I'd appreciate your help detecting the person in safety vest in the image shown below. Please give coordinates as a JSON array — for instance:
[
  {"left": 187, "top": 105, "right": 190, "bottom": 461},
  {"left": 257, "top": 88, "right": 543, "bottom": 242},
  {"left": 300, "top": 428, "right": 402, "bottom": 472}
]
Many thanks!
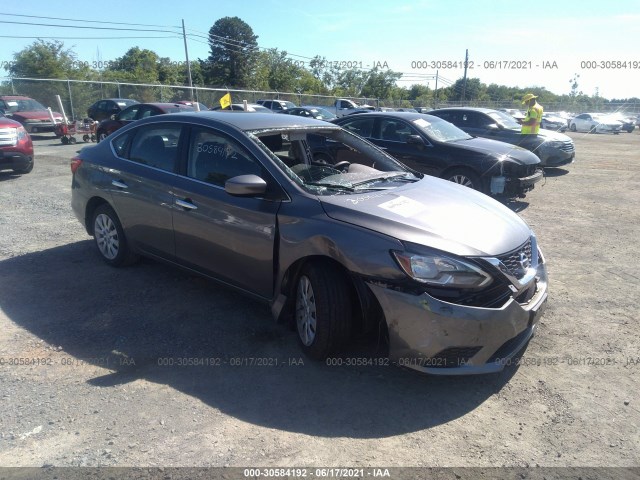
[{"left": 521, "top": 93, "right": 543, "bottom": 135}]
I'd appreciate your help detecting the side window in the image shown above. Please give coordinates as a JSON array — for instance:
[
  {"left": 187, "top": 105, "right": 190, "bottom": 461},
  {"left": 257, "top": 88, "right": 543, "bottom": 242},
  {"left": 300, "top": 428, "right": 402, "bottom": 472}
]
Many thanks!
[
  {"left": 127, "top": 124, "right": 182, "bottom": 172},
  {"left": 188, "top": 127, "right": 263, "bottom": 187},
  {"left": 111, "top": 130, "right": 132, "bottom": 158},
  {"left": 340, "top": 117, "right": 375, "bottom": 138},
  {"left": 377, "top": 119, "right": 415, "bottom": 142},
  {"left": 118, "top": 105, "right": 139, "bottom": 121},
  {"left": 138, "top": 106, "right": 156, "bottom": 119}
]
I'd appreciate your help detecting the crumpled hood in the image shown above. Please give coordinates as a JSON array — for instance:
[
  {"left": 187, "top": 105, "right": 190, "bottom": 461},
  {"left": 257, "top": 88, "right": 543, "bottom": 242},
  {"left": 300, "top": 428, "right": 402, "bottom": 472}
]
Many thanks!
[
  {"left": 450, "top": 137, "right": 540, "bottom": 165},
  {"left": 320, "top": 176, "right": 532, "bottom": 257}
]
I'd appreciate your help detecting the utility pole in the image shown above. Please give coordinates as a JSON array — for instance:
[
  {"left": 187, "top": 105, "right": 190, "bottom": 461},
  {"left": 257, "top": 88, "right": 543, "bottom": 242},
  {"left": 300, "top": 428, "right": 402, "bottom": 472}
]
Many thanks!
[
  {"left": 434, "top": 70, "right": 439, "bottom": 108},
  {"left": 462, "top": 49, "right": 468, "bottom": 102},
  {"left": 182, "top": 19, "right": 195, "bottom": 102}
]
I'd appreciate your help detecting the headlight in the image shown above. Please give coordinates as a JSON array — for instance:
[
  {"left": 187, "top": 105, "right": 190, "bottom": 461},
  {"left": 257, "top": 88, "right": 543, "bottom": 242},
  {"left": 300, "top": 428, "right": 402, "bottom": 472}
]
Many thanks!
[
  {"left": 16, "top": 126, "right": 27, "bottom": 141},
  {"left": 392, "top": 251, "right": 493, "bottom": 288}
]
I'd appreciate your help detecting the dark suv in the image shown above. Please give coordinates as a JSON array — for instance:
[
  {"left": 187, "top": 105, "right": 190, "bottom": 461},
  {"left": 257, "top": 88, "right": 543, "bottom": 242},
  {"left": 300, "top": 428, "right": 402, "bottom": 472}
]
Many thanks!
[
  {"left": 87, "top": 98, "right": 139, "bottom": 122},
  {"left": 256, "top": 99, "right": 297, "bottom": 112},
  {"left": 0, "top": 112, "right": 34, "bottom": 174}
]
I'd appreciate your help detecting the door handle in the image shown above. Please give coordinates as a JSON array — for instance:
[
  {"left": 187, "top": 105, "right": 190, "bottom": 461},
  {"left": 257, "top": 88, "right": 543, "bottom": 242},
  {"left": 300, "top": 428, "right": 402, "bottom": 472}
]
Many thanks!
[
  {"left": 111, "top": 180, "right": 128, "bottom": 189},
  {"left": 175, "top": 198, "right": 198, "bottom": 210}
]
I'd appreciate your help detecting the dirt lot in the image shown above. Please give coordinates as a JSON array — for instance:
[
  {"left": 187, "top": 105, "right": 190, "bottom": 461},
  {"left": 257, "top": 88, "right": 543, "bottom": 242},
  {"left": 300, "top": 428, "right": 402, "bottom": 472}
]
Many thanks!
[{"left": 0, "top": 130, "right": 639, "bottom": 473}]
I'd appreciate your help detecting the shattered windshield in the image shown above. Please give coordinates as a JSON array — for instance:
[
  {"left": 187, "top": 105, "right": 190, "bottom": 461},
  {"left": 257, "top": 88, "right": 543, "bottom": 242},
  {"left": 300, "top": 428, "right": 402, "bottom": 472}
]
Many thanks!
[{"left": 250, "top": 127, "right": 421, "bottom": 195}]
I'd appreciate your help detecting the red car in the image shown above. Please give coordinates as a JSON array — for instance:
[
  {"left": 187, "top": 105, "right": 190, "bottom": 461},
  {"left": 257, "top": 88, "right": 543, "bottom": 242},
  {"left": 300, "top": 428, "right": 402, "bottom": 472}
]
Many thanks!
[
  {"left": 0, "top": 95, "right": 64, "bottom": 134},
  {"left": 0, "top": 113, "right": 34, "bottom": 174},
  {"left": 96, "top": 103, "right": 195, "bottom": 142}
]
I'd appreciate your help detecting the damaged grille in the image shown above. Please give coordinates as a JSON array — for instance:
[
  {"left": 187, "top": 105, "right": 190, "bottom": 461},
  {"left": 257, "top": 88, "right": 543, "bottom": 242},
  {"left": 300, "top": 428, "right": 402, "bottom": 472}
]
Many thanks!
[{"left": 497, "top": 239, "right": 532, "bottom": 279}]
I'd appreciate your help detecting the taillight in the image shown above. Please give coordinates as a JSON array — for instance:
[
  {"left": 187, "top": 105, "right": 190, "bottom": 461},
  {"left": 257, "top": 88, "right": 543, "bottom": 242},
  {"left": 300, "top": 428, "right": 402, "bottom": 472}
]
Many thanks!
[{"left": 70, "top": 157, "right": 83, "bottom": 174}]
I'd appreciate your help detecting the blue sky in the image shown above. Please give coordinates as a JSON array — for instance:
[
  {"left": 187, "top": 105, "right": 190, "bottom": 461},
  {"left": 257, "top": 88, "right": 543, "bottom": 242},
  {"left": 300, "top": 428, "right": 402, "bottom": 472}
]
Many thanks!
[{"left": 2, "top": 0, "right": 639, "bottom": 99}]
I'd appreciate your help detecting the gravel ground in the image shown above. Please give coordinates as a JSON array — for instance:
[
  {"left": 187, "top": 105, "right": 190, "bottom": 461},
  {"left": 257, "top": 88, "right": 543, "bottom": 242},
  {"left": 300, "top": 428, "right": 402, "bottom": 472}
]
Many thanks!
[{"left": 0, "top": 130, "right": 639, "bottom": 472}]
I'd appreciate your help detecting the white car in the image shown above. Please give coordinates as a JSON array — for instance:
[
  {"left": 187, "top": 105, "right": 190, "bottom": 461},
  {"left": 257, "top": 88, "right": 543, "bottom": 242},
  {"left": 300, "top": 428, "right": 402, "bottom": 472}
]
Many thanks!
[
  {"left": 569, "top": 113, "right": 622, "bottom": 134},
  {"left": 541, "top": 113, "right": 568, "bottom": 132}
]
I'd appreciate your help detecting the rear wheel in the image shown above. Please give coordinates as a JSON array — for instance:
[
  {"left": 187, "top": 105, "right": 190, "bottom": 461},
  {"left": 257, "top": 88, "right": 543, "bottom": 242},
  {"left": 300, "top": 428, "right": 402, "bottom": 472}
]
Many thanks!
[
  {"left": 295, "top": 263, "right": 352, "bottom": 360},
  {"left": 91, "top": 204, "right": 137, "bottom": 267},
  {"left": 570, "top": 123, "right": 577, "bottom": 132},
  {"left": 444, "top": 168, "right": 483, "bottom": 192},
  {"left": 97, "top": 131, "right": 108, "bottom": 143}
]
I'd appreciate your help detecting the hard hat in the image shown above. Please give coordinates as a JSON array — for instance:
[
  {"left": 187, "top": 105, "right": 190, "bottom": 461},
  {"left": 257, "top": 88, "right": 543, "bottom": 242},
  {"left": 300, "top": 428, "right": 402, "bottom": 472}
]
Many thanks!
[{"left": 522, "top": 93, "right": 538, "bottom": 103}]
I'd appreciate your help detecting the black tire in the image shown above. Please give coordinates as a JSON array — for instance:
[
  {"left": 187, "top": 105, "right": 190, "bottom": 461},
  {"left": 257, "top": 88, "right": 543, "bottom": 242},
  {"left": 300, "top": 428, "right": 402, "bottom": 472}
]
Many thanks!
[
  {"left": 13, "top": 158, "right": 34, "bottom": 174},
  {"left": 69, "top": 136, "right": 77, "bottom": 144},
  {"left": 61, "top": 136, "right": 69, "bottom": 145},
  {"left": 91, "top": 204, "right": 137, "bottom": 267},
  {"left": 294, "top": 263, "right": 352, "bottom": 360},
  {"left": 570, "top": 123, "right": 577, "bottom": 132},
  {"left": 589, "top": 124, "right": 598, "bottom": 134},
  {"left": 97, "top": 130, "right": 107, "bottom": 143},
  {"left": 444, "top": 168, "right": 483, "bottom": 192}
]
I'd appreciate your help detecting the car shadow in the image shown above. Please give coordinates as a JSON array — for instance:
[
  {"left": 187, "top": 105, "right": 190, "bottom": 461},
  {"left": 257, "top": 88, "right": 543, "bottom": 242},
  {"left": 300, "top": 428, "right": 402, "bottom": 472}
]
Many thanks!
[
  {"left": 544, "top": 167, "right": 570, "bottom": 177},
  {"left": 500, "top": 197, "right": 530, "bottom": 213},
  {"left": 0, "top": 242, "right": 520, "bottom": 439},
  {"left": 0, "top": 171, "right": 23, "bottom": 181}
]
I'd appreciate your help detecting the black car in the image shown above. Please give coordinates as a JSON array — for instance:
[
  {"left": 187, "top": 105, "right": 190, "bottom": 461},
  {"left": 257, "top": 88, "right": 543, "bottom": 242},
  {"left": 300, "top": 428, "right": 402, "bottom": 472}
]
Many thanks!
[
  {"left": 286, "top": 107, "right": 337, "bottom": 121},
  {"left": 429, "top": 107, "right": 575, "bottom": 168},
  {"left": 323, "top": 112, "right": 542, "bottom": 198},
  {"left": 256, "top": 99, "right": 297, "bottom": 112},
  {"left": 87, "top": 98, "right": 139, "bottom": 122}
]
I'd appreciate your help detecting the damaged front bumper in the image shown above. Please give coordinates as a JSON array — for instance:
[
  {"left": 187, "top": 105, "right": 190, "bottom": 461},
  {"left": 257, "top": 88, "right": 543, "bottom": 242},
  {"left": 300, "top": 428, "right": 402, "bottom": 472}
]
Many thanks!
[{"left": 368, "top": 262, "right": 548, "bottom": 375}]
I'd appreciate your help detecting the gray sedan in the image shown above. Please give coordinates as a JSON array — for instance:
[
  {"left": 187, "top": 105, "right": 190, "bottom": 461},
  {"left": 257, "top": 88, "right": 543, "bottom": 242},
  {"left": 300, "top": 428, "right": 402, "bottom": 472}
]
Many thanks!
[{"left": 71, "top": 112, "right": 548, "bottom": 375}]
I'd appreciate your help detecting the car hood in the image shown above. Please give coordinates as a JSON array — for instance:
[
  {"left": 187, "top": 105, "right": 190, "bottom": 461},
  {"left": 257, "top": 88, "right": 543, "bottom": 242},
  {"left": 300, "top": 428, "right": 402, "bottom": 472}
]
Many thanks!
[
  {"left": 320, "top": 176, "right": 531, "bottom": 257},
  {"left": 449, "top": 137, "right": 540, "bottom": 165},
  {"left": 504, "top": 126, "right": 572, "bottom": 142},
  {"left": 12, "top": 111, "right": 63, "bottom": 120}
]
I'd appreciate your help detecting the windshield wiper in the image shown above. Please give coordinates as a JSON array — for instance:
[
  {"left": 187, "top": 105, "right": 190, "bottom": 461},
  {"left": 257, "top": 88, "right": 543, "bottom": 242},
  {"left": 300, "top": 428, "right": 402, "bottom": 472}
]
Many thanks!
[
  {"left": 305, "top": 182, "right": 357, "bottom": 192},
  {"left": 351, "top": 172, "right": 416, "bottom": 186}
]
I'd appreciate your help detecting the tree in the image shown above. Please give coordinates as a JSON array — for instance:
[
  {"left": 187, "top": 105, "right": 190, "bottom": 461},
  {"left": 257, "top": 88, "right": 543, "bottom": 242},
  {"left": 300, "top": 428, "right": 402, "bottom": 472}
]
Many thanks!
[
  {"left": 204, "top": 17, "right": 258, "bottom": 88},
  {"left": 360, "top": 69, "right": 403, "bottom": 100},
  {"left": 6, "top": 40, "right": 87, "bottom": 79}
]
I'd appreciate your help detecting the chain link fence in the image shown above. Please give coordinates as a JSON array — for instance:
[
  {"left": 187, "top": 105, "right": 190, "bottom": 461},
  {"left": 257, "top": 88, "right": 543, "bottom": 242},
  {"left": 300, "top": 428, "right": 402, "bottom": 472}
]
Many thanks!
[{"left": 1, "top": 77, "right": 638, "bottom": 120}]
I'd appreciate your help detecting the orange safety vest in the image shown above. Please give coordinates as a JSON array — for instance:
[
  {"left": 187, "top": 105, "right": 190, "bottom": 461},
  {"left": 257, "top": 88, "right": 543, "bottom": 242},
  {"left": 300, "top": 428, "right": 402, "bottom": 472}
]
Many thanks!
[{"left": 521, "top": 102, "right": 543, "bottom": 134}]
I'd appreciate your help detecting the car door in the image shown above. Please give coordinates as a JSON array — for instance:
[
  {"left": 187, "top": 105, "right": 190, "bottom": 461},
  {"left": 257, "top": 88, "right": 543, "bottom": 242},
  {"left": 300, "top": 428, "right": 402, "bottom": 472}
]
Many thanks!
[
  {"left": 106, "top": 123, "right": 183, "bottom": 259},
  {"left": 171, "top": 125, "right": 282, "bottom": 298},
  {"left": 368, "top": 117, "right": 442, "bottom": 176}
]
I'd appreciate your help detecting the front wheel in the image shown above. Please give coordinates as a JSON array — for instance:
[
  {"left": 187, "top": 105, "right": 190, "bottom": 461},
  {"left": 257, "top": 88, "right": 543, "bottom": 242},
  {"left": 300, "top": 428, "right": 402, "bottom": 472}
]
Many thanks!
[
  {"left": 13, "top": 158, "right": 34, "bottom": 174},
  {"left": 295, "top": 263, "right": 352, "bottom": 360},
  {"left": 444, "top": 168, "right": 483, "bottom": 192},
  {"left": 97, "top": 131, "right": 108, "bottom": 143},
  {"left": 91, "top": 204, "right": 137, "bottom": 267},
  {"left": 570, "top": 123, "right": 577, "bottom": 132}
]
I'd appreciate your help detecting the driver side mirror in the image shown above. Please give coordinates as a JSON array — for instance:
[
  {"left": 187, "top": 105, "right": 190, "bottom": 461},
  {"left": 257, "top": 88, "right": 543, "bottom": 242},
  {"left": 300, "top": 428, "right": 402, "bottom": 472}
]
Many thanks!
[
  {"left": 407, "top": 134, "right": 425, "bottom": 146},
  {"left": 225, "top": 174, "right": 267, "bottom": 196}
]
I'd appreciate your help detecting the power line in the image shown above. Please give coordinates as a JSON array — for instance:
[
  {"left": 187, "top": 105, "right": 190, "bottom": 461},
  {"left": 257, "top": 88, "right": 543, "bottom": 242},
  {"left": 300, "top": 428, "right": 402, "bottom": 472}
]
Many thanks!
[
  {"left": 0, "top": 12, "right": 180, "bottom": 29},
  {"left": 0, "top": 19, "right": 181, "bottom": 34},
  {"left": 0, "top": 35, "right": 181, "bottom": 39}
]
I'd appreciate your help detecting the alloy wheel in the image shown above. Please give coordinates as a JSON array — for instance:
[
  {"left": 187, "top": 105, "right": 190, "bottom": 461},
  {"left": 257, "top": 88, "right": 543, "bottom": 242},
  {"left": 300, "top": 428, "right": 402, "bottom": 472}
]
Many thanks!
[
  {"left": 296, "top": 275, "right": 317, "bottom": 346},
  {"left": 94, "top": 213, "right": 119, "bottom": 260}
]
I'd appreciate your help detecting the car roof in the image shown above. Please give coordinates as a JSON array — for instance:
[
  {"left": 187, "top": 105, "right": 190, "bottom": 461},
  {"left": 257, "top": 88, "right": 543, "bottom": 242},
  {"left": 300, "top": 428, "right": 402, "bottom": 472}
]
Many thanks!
[
  {"left": 146, "top": 111, "right": 340, "bottom": 131},
  {"left": 432, "top": 107, "right": 498, "bottom": 113},
  {"left": 337, "top": 111, "right": 441, "bottom": 121},
  {"left": 0, "top": 95, "right": 34, "bottom": 100}
]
